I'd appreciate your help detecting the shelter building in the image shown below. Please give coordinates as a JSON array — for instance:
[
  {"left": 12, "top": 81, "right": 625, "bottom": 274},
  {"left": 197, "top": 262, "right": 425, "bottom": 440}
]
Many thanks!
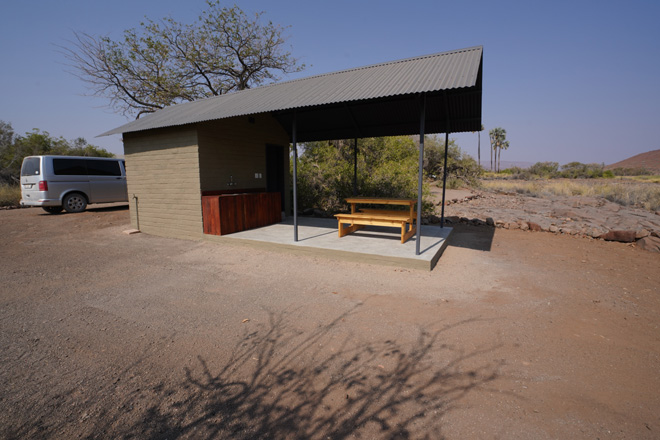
[{"left": 102, "top": 46, "right": 483, "bottom": 254}]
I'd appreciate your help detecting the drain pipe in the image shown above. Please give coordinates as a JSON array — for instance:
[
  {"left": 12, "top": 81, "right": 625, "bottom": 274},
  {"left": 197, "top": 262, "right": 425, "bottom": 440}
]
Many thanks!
[{"left": 132, "top": 194, "right": 140, "bottom": 231}]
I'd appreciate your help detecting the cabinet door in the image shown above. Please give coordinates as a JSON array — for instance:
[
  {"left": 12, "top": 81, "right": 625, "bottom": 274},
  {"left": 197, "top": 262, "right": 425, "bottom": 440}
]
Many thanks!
[{"left": 219, "top": 195, "right": 245, "bottom": 235}]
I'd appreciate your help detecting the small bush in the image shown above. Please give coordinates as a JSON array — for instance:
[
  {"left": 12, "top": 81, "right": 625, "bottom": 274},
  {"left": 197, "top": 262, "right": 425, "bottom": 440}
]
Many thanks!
[
  {"left": 559, "top": 162, "right": 608, "bottom": 179},
  {"left": 0, "top": 184, "right": 21, "bottom": 207},
  {"left": 609, "top": 167, "right": 653, "bottom": 176},
  {"left": 528, "top": 161, "right": 559, "bottom": 178}
]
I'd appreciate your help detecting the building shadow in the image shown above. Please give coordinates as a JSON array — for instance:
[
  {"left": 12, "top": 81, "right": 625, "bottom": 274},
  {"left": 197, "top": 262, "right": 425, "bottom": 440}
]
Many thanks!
[
  {"left": 74, "top": 308, "right": 502, "bottom": 439},
  {"left": 86, "top": 204, "right": 129, "bottom": 213},
  {"left": 445, "top": 223, "right": 495, "bottom": 252}
]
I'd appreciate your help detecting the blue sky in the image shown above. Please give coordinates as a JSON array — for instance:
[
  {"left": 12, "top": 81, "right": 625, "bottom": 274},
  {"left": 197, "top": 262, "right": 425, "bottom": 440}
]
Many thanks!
[{"left": 1, "top": 0, "right": 658, "bottom": 165}]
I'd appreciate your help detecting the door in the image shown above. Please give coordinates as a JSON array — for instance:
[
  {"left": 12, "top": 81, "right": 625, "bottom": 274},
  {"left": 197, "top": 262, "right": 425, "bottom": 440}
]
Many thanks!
[
  {"left": 86, "top": 159, "right": 128, "bottom": 203},
  {"left": 20, "top": 156, "right": 43, "bottom": 204},
  {"left": 266, "top": 144, "right": 285, "bottom": 214}
]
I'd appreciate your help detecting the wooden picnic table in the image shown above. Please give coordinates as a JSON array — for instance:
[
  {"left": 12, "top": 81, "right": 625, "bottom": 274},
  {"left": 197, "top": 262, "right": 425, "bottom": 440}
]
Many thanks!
[{"left": 334, "top": 197, "right": 417, "bottom": 243}]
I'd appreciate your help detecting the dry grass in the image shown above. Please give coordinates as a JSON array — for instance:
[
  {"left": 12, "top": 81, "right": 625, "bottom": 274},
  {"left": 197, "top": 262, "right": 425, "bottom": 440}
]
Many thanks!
[
  {"left": 624, "top": 175, "right": 660, "bottom": 184},
  {"left": 481, "top": 178, "right": 660, "bottom": 211},
  {"left": 0, "top": 184, "right": 21, "bottom": 207}
]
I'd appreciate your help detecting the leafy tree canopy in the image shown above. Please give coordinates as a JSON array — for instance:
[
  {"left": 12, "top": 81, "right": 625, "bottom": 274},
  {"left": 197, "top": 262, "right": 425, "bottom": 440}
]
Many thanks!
[
  {"left": 62, "top": 1, "right": 305, "bottom": 118},
  {"left": 422, "top": 136, "right": 482, "bottom": 188},
  {"left": 294, "top": 135, "right": 480, "bottom": 216},
  {"left": 0, "top": 121, "right": 114, "bottom": 184}
]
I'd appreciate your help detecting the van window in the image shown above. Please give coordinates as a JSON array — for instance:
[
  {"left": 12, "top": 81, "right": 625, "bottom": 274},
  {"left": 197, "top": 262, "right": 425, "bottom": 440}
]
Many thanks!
[
  {"left": 53, "top": 158, "right": 88, "bottom": 175},
  {"left": 86, "top": 160, "right": 121, "bottom": 176},
  {"left": 21, "top": 157, "right": 41, "bottom": 176}
]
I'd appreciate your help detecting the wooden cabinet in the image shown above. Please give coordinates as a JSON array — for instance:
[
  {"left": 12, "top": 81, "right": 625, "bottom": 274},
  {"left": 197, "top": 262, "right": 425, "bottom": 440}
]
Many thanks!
[{"left": 202, "top": 191, "right": 281, "bottom": 235}]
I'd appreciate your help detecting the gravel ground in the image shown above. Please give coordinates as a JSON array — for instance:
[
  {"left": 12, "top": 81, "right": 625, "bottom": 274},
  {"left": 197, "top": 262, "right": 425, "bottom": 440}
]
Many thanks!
[{"left": 1, "top": 204, "right": 659, "bottom": 439}]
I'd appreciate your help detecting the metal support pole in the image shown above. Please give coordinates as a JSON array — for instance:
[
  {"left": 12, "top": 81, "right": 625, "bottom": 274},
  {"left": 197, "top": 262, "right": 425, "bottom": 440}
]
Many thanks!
[
  {"left": 353, "top": 138, "right": 358, "bottom": 196},
  {"left": 440, "top": 131, "right": 450, "bottom": 228},
  {"left": 292, "top": 111, "right": 298, "bottom": 242},
  {"left": 416, "top": 94, "right": 426, "bottom": 256}
]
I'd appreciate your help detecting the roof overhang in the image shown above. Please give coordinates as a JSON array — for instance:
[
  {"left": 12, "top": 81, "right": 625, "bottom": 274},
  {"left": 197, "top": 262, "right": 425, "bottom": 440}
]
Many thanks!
[
  {"left": 272, "top": 87, "right": 481, "bottom": 143},
  {"left": 101, "top": 46, "right": 482, "bottom": 142}
]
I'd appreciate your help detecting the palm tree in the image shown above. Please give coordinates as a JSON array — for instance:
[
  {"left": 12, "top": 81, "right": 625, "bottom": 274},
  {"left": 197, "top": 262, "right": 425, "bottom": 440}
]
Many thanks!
[
  {"left": 498, "top": 140, "right": 509, "bottom": 172},
  {"left": 474, "top": 124, "right": 484, "bottom": 168},
  {"left": 488, "top": 127, "right": 507, "bottom": 172}
]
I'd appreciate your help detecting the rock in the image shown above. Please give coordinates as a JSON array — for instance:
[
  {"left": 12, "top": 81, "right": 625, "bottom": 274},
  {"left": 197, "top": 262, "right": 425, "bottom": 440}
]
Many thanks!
[
  {"left": 588, "top": 228, "right": 603, "bottom": 238},
  {"left": 637, "top": 236, "right": 660, "bottom": 253},
  {"left": 635, "top": 229, "right": 650, "bottom": 239},
  {"left": 552, "top": 209, "right": 578, "bottom": 219},
  {"left": 445, "top": 216, "right": 460, "bottom": 224},
  {"left": 600, "top": 230, "right": 636, "bottom": 243},
  {"left": 486, "top": 217, "right": 495, "bottom": 226},
  {"left": 460, "top": 217, "right": 470, "bottom": 223},
  {"left": 519, "top": 221, "right": 529, "bottom": 231},
  {"left": 528, "top": 222, "right": 542, "bottom": 232},
  {"left": 549, "top": 225, "right": 559, "bottom": 233},
  {"left": 509, "top": 222, "right": 520, "bottom": 230}
]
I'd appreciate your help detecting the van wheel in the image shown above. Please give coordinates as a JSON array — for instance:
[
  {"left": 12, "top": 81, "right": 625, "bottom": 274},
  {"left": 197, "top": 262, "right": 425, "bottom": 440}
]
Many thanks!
[
  {"left": 63, "top": 193, "right": 87, "bottom": 213},
  {"left": 42, "top": 206, "right": 64, "bottom": 214}
]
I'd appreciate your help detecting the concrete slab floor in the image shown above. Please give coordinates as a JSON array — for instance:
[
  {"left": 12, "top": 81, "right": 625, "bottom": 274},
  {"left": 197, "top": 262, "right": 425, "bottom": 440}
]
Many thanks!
[{"left": 203, "top": 217, "right": 452, "bottom": 271}]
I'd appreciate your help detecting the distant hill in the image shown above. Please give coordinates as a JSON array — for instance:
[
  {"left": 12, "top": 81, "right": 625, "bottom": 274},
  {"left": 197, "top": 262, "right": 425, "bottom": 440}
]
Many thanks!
[{"left": 606, "top": 149, "right": 660, "bottom": 173}]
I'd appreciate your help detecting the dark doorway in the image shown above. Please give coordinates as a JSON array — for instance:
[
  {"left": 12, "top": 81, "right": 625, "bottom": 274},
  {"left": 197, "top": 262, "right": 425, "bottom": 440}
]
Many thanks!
[{"left": 266, "top": 144, "right": 285, "bottom": 213}]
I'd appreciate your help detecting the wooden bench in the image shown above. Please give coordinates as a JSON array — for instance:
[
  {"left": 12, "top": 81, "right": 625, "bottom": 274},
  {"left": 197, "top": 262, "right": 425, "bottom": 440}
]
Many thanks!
[{"left": 334, "top": 197, "right": 417, "bottom": 243}]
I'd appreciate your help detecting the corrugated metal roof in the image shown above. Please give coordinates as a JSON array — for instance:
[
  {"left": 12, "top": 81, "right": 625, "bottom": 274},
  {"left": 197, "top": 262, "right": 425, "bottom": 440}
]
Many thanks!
[{"left": 101, "top": 46, "right": 482, "bottom": 138}]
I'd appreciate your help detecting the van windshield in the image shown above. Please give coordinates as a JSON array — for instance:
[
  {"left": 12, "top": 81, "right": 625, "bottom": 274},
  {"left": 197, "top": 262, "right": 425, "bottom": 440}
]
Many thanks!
[{"left": 21, "top": 157, "right": 41, "bottom": 176}]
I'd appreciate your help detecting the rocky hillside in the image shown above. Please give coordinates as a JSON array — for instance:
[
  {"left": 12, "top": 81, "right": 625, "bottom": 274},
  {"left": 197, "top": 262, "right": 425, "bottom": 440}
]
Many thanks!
[{"left": 606, "top": 149, "right": 660, "bottom": 173}]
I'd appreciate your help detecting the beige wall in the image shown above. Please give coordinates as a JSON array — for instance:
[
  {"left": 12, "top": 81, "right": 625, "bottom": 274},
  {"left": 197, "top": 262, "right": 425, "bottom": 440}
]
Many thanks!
[
  {"left": 197, "top": 114, "right": 291, "bottom": 214},
  {"left": 123, "top": 127, "right": 203, "bottom": 240}
]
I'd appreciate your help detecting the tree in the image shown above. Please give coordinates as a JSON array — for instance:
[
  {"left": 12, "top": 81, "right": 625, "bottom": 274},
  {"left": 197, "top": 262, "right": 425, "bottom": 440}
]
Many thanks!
[
  {"left": 498, "top": 140, "right": 509, "bottom": 173},
  {"left": 62, "top": 1, "right": 305, "bottom": 118},
  {"left": 422, "top": 135, "right": 482, "bottom": 187},
  {"left": 296, "top": 137, "right": 425, "bottom": 215},
  {"left": 488, "top": 127, "right": 508, "bottom": 172},
  {"left": 472, "top": 124, "right": 484, "bottom": 168}
]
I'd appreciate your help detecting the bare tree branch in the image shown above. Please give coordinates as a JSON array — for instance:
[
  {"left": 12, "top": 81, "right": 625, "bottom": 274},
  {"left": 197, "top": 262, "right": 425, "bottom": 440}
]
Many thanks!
[{"left": 60, "top": 1, "right": 305, "bottom": 119}]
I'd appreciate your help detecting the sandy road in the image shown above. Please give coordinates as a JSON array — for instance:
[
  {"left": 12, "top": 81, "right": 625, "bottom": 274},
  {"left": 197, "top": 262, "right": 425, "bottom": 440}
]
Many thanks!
[{"left": 1, "top": 205, "right": 659, "bottom": 439}]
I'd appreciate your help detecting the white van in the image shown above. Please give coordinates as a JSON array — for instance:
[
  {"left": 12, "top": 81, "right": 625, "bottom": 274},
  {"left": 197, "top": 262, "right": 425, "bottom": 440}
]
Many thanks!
[{"left": 20, "top": 155, "right": 128, "bottom": 213}]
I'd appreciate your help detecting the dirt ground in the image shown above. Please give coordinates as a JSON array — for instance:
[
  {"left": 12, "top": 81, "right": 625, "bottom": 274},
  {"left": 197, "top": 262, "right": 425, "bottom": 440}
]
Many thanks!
[{"left": 1, "top": 204, "right": 659, "bottom": 439}]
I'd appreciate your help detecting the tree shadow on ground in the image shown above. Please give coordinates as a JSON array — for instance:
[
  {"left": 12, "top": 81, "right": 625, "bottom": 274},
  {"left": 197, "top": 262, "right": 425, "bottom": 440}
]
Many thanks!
[
  {"left": 83, "top": 309, "right": 501, "bottom": 439},
  {"left": 446, "top": 223, "right": 495, "bottom": 252}
]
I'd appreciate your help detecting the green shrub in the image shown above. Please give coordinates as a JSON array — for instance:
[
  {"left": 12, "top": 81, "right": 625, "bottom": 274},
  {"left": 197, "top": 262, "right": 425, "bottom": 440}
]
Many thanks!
[
  {"left": 609, "top": 167, "right": 653, "bottom": 176},
  {"left": 560, "top": 162, "right": 607, "bottom": 179},
  {"left": 424, "top": 136, "right": 483, "bottom": 187},
  {"left": 295, "top": 136, "right": 432, "bottom": 215},
  {"left": 528, "top": 161, "right": 559, "bottom": 178}
]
